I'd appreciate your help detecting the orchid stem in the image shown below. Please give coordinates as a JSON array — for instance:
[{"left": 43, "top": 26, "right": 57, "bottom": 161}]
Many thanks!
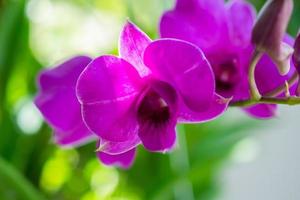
[
  {"left": 249, "top": 50, "right": 263, "bottom": 100},
  {"left": 265, "top": 72, "right": 299, "bottom": 97},
  {"left": 231, "top": 56, "right": 300, "bottom": 107},
  {"left": 230, "top": 96, "right": 300, "bottom": 107}
]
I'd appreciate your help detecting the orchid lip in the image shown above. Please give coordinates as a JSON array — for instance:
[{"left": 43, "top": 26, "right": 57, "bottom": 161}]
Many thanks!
[
  {"left": 137, "top": 89, "right": 171, "bottom": 127},
  {"left": 211, "top": 56, "right": 241, "bottom": 97},
  {"left": 135, "top": 80, "right": 178, "bottom": 152}
]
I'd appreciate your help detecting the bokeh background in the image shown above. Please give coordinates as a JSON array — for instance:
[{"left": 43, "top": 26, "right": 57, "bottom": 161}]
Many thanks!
[{"left": 0, "top": 0, "right": 299, "bottom": 199}]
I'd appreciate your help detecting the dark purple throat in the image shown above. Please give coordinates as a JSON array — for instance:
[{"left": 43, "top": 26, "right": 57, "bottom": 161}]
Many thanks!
[
  {"left": 211, "top": 56, "right": 241, "bottom": 97},
  {"left": 137, "top": 90, "right": 170, "bottom": 126}
]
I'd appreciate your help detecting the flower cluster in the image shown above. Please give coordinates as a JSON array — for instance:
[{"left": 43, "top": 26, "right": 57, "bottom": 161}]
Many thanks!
[
  {"left": 35, "top": 0, "right": 300, "bottom": 168},
  {"left": 35, "top": 22, "right": 228, "bottom": 168}
]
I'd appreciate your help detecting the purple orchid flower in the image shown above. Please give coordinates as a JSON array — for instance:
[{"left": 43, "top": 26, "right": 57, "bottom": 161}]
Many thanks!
[
  {"left": 76, "top": 22, "right": 229, "bottom": 155},
  {"left": 35, "top": 21, "right": 229, "bottom": 168},
  {"left": 160, "top": 0, "right": 295, "bottom": 119},
  {"left": 35, "top": 56, "right": 137, "bottom": 168}
]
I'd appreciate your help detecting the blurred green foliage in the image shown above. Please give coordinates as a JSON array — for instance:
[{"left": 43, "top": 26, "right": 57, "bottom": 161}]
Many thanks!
[{"left": 0, "top": 0, "right": 299, "bottom": 200}]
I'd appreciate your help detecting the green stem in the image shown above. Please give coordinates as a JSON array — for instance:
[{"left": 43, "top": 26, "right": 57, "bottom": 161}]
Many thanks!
[
  {"left": 230, "top": 96, "right": 300, "bottom": 107},
  {"left": 248, "top": 50, "right": 263, "bottom": 100},
  {"left": 265, "top": 72, "right": 299, "bottom": 97},
  {"left": 0, "top": 156, "right": 47, "bottom": 200},
  {"left": 231, "top": 48, "right": 300, "bottom": 107}
]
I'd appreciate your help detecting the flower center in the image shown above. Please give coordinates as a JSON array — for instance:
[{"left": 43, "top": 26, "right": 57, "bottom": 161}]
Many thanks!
[
  {"left": 137, "top": 90, "right": 170, "bottom": 126},
  {"left": 212, "top": 57, "right": 240, "bottom": 97}
]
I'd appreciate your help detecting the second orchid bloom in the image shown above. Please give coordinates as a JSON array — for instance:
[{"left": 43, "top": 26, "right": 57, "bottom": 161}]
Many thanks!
[{"left": 160, "top": 0, "right": 295, "bottom": 118}]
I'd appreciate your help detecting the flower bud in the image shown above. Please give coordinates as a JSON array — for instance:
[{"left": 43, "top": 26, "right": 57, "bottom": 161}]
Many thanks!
[{"left": 251, "top": 0, "right": 294, "bottom": 75}]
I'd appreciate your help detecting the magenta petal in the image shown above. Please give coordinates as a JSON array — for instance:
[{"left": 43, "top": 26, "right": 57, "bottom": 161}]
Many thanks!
[
  {"left": 243, "top": 104, "right": 277, "bottom": 119},
  {"left": 255, "top": 35, "right": 295, "bottom": 95},
  {"left": 293, "top": 33, "right": 300, "bottom": 70},
  {"left": 199, "top": 0, "right": 224, "bottom": 10},
  {"left": 119, "top": 21, "right": 151, "bottom": 77},
  {"left": 175, "top": 0, "right": 199, "bottom": 9},
  {"left": 137, "top": 80, "right": 178, "bottom": 152},
  {"left": 226, "top": 0, "right": 256, "bottom": 48},
  {"left": 98, "top": 134, "right": 140, "bottom": 155},
  {"left": 144, "top": 39, "right": 215, "bottom": 112},
  {"left": 160, "top": 0, "right": 226, "bottom": 52},
  {"left": 160, "top": 12, "right": 219, "bottom": 52},
  {"left": 178, "top": 93, "right": 229, "bottom": 123},
  {"left": 35, "top": 56, "right": 94, "bottom": 147},
  {"left": 76, "top": 56, "right": 142, "bottom": 142},
  {"left": 176, "top": 0, "right": 224, "bottom": 10},
  {"left": 38, "top": 56, "right": 92, "bottom": 91},
  {"left": 97, "top": 148, "right": 136, "bottom": 169},
  {"left": 53, "top": 126, "right": 95, "bottom": 147},
  {"left": 81, "top": 102, "right": 139, "bottom": 142},
  {"left": 138, "top": 121, "right": 176, "bottom": 152}
]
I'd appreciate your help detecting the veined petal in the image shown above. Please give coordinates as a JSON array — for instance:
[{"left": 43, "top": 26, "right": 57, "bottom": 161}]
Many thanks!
[
  {"left": 243, "top": 104, "right": 277, "bottom": 119},
  {"left": 178, "top": 93, "right": 229, "bottom": 123},
  {"left": 97, "top": 134, "right": 140, "bottom": 155},
  {"left": 226, "top": 0, "right": 256, "bottom": 48},
  {"left": 76, "top": 56, "right": 142, "bottom": 142},
  {"left": 199, "top": 0, "right": 225, "bottom": 9},
  {"left": 38, "top": 56, "right": 92, "bottom": 91},
  {"left": 76, "top": 56, "right": 142, "bottom": 104},
  {"left": 176, "top": 0, "right": 224, "bottom": 10},
  {"left": 136, "top": 80, "right": 178, "bottom": 152},
  {"left": 160, "top": 0, "right": 226, "bottom": 52},
  {"left": 53, "top": 126, "right": 95, "bottom": 147},
  {"left": 119, "top": 21, "right": 151, "bottom": 77},
  {"left": 35, "top": 56, "right": 94, "bottom": 147},
  {"left": 97, "top": 148, "right": 136, "bottom": 169},
  {"left": 175, "top": 0, "right": 198, "bottom": 9},
  {"left": 144, "top": 39, "right": 215, "bottom": 112},
  {"left": 138, "top": 120, "right": 176, "bottom": 152}
]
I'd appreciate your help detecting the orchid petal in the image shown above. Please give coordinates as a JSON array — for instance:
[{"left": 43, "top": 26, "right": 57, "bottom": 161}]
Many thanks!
[
  {"left": 35, "top": 56, "right": 94, "bottom": 147},
  {"left": 160, "top": 0, "right": 226, "bottom": 52},
  {"left": 97, "top": 135, "right": 140, "bottom": 155},
  {"left": 226, "top": 0, "right": 256, "bottom": 48},
  {"left": 138, "top": 121, "right": 176, "bottom": 152},
  {"left": 119, "top": 21, "right": 151, "bottom": 77},
  {"left": 76, "top": 56, "right": 142, "bottom": 142},
  {"left": 97, "top": 148, "right": 136, "bottom": 169},
  {"left": 176, "top": 0, "right": 224, "bottom": 10},
  {"left": 243, "top": 104, "right": 277, "bottom": 119},
  {"left": 178, "top": 93, "right": 230, "bottom": 123},
  {"left": 144, "top": 39, "right": 215, "bottom": 112},
  {"left": 137, "top": 80, "right": 178, "bottom": 152},
  {"left": 255, "top": 35, "right": 295, "bottom": 95}
]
